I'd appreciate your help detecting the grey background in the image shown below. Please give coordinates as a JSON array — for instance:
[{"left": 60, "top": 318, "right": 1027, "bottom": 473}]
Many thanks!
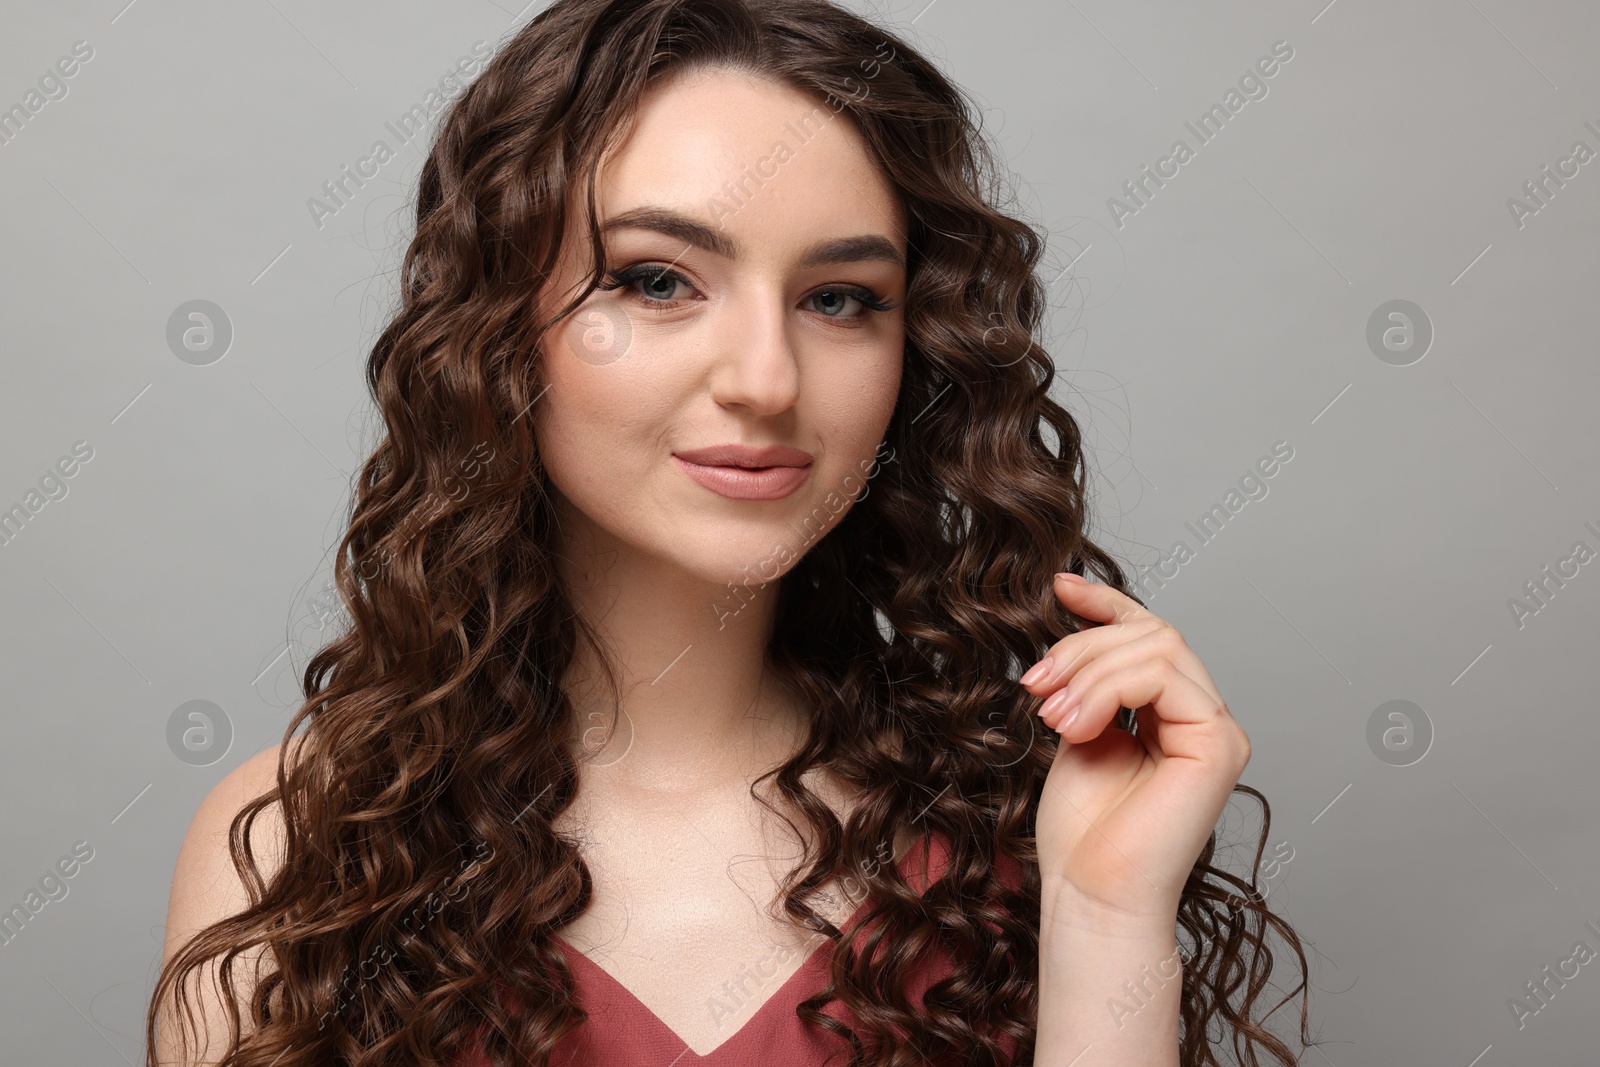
[{"left": 2, "top": 0, "right": 1597, "bottom": 1063}]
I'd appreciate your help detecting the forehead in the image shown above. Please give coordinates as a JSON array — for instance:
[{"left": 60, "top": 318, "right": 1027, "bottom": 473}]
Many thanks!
[{"left": 591, "top": 66, "right": 906, "bottom": 254}]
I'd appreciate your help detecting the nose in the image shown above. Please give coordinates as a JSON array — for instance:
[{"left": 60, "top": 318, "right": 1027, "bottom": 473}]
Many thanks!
[{"left": 708, "top": 288, "right": 801, "bottom": 417}]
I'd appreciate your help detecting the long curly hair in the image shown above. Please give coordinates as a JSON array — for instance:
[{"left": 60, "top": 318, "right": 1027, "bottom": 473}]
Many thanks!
[{"left": 146, "top": 1, "right": 1320, "bottom": 1064}]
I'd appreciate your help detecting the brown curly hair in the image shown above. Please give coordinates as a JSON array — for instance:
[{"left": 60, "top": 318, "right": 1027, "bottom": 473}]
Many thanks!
[{"left": 146, "top": 1, "right": 1321, "bottom": 1064}]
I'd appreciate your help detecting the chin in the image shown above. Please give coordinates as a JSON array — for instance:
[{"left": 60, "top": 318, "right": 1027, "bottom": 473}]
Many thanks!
[
  {"left": 657, "top": 527, "right": 810, "bottom": 596},
  {"left": 697, "top": 535, "right": 805, "bottom": 586}
]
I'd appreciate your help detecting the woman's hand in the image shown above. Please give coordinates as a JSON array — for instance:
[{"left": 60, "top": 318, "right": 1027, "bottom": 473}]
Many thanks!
[{"left": 1023, "top": 573, "right": 1251, "bottom": 928}]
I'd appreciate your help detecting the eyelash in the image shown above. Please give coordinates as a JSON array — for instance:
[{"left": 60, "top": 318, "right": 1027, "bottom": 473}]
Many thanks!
[{"left": 596, "top": 263, "right": 900, "bottom": 320}]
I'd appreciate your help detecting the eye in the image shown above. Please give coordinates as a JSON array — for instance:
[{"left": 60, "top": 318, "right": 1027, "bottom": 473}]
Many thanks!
[
  {"left": 598, "top": 264, "right": 696, "bottom": 305},
  {"left": 598, "top": 265, "right": 900, "bottom": 321},
  {"left": 805, "top": 285, "right": 898, "bottom": 320},
  {"left": 808, "top": 289, "right": 863, "bottom": 317}
]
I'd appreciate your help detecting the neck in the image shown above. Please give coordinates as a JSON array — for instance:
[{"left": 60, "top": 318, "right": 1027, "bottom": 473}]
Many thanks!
[{"left": 553, "top": 506, "right": 808, "bottom": 793}]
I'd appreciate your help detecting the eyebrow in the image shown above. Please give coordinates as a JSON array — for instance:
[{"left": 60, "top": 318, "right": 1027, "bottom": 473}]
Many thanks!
[{"left": 600, "top": 206, "right": 905, "bottom": 270}]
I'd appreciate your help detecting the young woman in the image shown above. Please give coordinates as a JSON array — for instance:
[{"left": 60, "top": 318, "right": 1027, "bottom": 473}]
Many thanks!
[{"left": 148, "top": 1, "right": 1316, "bottom": 1064}]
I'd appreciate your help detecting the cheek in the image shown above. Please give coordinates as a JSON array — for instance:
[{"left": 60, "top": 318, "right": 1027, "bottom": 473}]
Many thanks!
[
  {"left": 533, "top": 357, "right": 630, "bottom": 498},
  {"left": 534, "top": 337, "right": 676, "bottom": 510},
  {"left": 805, "top": 344, "right": 902, "bottom": 495},
  {"left": 821, "top": 344, "right": 901, "bottom": 444},
  {"left": 869, "top": 348, "right": 904, "bottom": 424}
]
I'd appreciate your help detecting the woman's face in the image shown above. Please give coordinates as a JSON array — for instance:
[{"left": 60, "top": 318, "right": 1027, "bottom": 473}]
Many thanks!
[{"left": 534, "top": 66, "right": 907, "bottom": 594}]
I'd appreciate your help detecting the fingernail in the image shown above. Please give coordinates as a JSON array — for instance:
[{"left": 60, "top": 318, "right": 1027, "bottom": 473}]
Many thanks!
[
  {"left": 1055, "top": 572, "right": 1087, "bottom": 585},
  {"left": 1039, "top": 688, "right": 1072, "bottom": 719},
  {"left": 1019, "top": 657, "right": 1053, "bottom": 686}
]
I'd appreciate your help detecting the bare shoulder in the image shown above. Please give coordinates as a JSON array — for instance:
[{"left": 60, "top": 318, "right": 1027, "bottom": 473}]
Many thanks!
[
  {"left": 155, "top": 737, "right": 308, "bottom": 1064},
  {"left": 167, "top": 740, "right": 302, "bottom": 919}
]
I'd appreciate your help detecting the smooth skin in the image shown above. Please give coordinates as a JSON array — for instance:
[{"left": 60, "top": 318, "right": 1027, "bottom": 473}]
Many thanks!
[
  {"left": 1029, "top": 573, "right": 1251, "bottom": 1065},
  {"left": 529, "top": 65, "right": 913, "bottom": 1055},
  {"left": 156, "top": 67, "right": 1250, "bottom": 1067}
]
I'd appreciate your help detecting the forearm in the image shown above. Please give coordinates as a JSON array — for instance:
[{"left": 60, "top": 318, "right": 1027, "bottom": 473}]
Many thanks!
[{"left": 1034, "top": 901, "right": 1183, "bottom": 1067}]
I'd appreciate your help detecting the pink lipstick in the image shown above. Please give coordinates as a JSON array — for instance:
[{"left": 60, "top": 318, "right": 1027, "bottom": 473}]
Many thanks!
[{"left": 672, "top": 443, "right": 814, "bottom": 501}]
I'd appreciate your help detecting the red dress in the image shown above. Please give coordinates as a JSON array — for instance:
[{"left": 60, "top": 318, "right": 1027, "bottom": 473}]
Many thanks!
[{"left": 456, "top": 829, "right": 1025, "bottom": 1065}]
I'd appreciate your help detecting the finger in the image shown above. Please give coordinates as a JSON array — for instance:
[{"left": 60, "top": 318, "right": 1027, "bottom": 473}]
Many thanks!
[
  {"left": 1131, "top": 705, "right": 1169, "bottom": 764},
  {"left": 1042, "top": 656, "right": 1248, "bottom": 769},
  {"left": 1051, "top": 572, "right": 1153, "bottom": 626},
  {"left": 1035, "top": 625, "right": 1226, "bottom": 721},
  {"left": 1019, "top": 614, "right": 1166, "bottom": 696},
  {"left": 1132, "top": 697, "right": 1251, "bottom": 798}
]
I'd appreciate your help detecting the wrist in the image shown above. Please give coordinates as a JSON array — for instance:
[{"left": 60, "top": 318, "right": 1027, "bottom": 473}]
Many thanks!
[
  {"left": 1035, "top": 888, "right": 1184, "bottom": 1067},
  {"left": 1040, "top": 878, "right": 1180, "bottom": 940}
]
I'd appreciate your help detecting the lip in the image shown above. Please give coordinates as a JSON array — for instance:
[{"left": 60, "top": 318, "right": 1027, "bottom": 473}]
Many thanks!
[
  {"left": 672, "top": 443, "right": 815, "bottom": 501},
  {"left": 673, "top": 443, "right": 814, "bottom": 467}
]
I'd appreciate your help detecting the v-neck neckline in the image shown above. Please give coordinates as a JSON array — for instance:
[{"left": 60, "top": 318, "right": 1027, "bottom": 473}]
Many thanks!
[{"left": 549, "top": 834, "right": 931, "bottom": 1062}]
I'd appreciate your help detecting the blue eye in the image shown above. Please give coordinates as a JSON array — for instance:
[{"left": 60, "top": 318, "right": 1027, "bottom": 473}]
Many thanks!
[
  {"left": 808, "top": 286, "right": 898, "bottom": 318},
  {"left": 809, "top": 290, "right": 858, "bottom": 316},
  {"left": 597, "top": 264, "right": 900, "bottom": 320},
  {"left": 599, "top": 264, "right": 691, "bottom": 302}
]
